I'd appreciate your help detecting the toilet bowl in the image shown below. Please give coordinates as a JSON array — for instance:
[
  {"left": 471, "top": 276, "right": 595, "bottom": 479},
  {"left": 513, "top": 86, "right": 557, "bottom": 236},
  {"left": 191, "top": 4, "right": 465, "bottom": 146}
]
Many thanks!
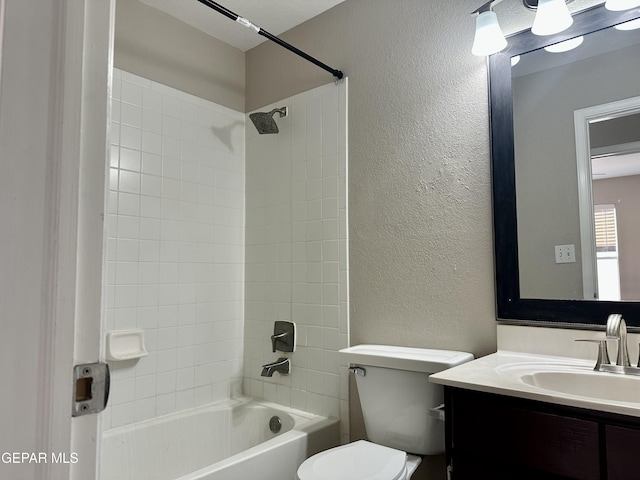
[{"left": 296, "top": 345, "right": 473, "bottom": 480}]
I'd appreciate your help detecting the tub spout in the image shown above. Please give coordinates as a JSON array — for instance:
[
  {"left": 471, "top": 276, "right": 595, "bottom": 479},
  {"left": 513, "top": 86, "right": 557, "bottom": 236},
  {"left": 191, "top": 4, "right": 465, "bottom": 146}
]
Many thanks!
[{"left": 261, "top": 357, "right": 290, "bottom": 377}]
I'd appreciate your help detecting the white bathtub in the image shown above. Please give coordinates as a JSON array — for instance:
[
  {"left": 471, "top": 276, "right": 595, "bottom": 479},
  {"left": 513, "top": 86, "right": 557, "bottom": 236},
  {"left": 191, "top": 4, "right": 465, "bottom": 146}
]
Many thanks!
[{"left": 100, "top": 398, "right": 339, "bottom": 480}]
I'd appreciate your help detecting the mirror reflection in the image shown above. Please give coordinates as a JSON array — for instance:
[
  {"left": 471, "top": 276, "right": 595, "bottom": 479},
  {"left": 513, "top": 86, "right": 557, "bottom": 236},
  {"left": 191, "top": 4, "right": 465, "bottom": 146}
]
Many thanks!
[{"left": 511, "top": 20, "right": 640, "bottom": 301}]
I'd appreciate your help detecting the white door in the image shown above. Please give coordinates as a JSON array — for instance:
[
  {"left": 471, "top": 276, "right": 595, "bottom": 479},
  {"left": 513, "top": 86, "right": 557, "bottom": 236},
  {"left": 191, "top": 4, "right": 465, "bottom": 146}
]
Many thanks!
[{"left": 0, "top": 1, "right": 114, "bottom": 479}]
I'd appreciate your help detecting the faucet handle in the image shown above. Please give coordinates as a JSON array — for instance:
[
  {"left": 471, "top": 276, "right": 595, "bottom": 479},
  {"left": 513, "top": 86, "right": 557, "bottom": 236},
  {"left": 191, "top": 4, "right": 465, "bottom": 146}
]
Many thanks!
[
  {"left": 575, "top": 339, "right": 610, "bottom": 370},
  {"left": 271, "top": 321, "right": 296, "bottom": 353},
  {"left": 271, "top": 332, "right": 288, "bottom": 352}
]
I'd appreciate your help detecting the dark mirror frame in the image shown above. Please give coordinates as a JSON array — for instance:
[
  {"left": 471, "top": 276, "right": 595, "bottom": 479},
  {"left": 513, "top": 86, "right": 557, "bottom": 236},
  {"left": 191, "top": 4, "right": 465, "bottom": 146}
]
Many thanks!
[{"left": 491, "top": 4, "right": 640, "bottom": 326}]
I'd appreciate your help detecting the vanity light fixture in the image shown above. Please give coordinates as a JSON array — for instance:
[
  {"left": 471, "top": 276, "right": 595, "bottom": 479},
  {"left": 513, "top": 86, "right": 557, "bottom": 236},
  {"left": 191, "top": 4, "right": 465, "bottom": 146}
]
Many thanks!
[
  {"left": 614, "top": 17, "right": 640, "bottom": 29},
  {"left": 471, "top": 0, "right": 639, "bottom": 56},
  {"left": 543, "top": 35, "right": 583, "bottom": 52},
  {"left": 471, "top": 2, "right": 508, "bottom": 56},
  {"left": 605, "top": 0, "right": 640, "bottom": 11},
  {"left": 531, "top": 0, "right": 574, "bottom": 35}
]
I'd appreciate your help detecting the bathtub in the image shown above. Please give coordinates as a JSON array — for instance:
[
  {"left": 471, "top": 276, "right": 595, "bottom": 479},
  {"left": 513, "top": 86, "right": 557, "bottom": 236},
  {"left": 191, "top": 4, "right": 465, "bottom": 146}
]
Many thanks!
[{"left": 100, "top": 397, "right": 340, "bottom": 480}]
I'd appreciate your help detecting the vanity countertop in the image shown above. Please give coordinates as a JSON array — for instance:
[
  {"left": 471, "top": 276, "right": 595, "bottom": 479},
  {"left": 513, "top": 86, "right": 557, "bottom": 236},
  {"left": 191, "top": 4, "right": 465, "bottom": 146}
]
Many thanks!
[{"left": 429, "top": 350, "right": 640, "bottom": 418}]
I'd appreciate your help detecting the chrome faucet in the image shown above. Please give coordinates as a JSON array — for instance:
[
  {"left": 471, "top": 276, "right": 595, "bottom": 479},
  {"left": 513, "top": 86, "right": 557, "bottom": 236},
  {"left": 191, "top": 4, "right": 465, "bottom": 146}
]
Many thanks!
[
  {"left": 261, "top": 357, "right": 290, "bottom": 377},
  {"left": 606, "top": 313, "right": 630, "bottom": 367},
  {"left": 578, "top": 314, "right": 640, "bottom": 376}
]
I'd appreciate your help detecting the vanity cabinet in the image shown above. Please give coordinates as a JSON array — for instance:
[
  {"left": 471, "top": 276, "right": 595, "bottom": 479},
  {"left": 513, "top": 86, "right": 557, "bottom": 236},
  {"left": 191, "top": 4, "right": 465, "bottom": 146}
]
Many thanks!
[{"left": 445, "top": 387, "right": 640, "bottom": 480}]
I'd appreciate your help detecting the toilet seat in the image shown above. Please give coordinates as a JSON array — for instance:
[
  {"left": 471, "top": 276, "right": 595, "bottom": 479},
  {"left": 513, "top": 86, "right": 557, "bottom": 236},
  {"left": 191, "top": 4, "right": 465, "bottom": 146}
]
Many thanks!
[{"left": 297, "top": 440, "right": 408, "bottom": 480}]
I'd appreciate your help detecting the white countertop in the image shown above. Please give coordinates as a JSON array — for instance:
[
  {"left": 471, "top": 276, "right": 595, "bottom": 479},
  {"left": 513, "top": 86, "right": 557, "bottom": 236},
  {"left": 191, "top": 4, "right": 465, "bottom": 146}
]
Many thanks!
[{"left": 430, "top": 350, "right": 640, "bottom": 418}]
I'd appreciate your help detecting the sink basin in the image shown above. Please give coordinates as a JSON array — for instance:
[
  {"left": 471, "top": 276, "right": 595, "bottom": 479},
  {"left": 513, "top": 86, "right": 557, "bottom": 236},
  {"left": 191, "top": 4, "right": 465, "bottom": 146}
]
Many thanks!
[
  {"left": 520, "top": 370, "right": 640, "bottom": 403},
  {"left": 430, "top": 352, "right": 640, "bottom": 418}
]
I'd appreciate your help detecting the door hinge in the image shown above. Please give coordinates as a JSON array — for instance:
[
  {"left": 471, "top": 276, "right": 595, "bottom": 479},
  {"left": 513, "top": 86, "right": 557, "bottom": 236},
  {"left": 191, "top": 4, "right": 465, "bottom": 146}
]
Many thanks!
[
  {"left": 447, "top": 464, "right": 453, "bottom": 480},
  {"left": 72, "top": 362, "right": 110, "bottom": 417}
]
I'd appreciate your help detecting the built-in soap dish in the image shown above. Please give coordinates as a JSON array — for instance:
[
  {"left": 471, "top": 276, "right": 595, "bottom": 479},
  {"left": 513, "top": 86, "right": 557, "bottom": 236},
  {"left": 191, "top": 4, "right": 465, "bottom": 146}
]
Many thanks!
[{"left": 106, "top": 330, "right": 148, "bottom": 361}]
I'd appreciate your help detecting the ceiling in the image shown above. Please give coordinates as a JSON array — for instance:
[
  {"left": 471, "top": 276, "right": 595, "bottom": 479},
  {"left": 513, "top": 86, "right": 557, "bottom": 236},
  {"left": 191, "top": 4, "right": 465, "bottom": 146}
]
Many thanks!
[{"left": 139, "top": 0, "right": 347, "bottom": 51}]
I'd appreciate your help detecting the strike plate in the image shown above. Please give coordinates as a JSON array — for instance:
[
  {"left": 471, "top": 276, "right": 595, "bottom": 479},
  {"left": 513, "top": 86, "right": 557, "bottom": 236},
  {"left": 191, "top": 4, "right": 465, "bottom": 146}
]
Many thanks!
[{"left": 72, "top": 363, "right": 110, "bottom": 417}]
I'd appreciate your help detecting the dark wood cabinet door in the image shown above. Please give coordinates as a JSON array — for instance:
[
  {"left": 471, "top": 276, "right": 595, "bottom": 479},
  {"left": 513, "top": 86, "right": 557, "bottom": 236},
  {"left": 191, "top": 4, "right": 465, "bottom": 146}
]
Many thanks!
[
  {"left": 606, "top": 424, "right": 640, "bottom": 480},
  {"left": 449, "top": 389, "right": 601, "bottom": 480}
]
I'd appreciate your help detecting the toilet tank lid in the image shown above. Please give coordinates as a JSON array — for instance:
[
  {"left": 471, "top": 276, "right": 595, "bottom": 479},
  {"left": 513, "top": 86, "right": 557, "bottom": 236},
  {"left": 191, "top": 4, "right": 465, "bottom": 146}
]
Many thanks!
[{"left": 339, "top": 345, "right": 474, "bottom": 373}]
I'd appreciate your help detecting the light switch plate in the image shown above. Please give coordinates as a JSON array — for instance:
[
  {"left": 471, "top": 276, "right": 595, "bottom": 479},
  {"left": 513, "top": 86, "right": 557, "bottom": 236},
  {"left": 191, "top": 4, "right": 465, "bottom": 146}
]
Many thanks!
[{"left": 555, "top": 244, "right": 576, "bottom": 264}]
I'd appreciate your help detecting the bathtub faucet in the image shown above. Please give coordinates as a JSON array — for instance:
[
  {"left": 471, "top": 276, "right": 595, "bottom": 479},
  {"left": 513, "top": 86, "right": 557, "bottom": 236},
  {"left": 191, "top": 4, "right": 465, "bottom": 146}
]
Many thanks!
[{"left": 261, "top": 357, "right": 290, "bottom": 377}]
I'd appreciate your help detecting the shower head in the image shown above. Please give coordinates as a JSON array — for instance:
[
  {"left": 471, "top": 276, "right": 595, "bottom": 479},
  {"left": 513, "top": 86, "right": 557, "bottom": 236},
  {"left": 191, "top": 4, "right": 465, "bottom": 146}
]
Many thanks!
[{"left": 249, "top": 107, "right": 287, "bottom": 134}]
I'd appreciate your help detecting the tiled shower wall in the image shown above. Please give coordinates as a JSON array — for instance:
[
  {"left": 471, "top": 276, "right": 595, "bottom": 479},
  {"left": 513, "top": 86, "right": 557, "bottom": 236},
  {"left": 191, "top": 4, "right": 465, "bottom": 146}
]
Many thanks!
[
  {"left": 243, "top": 81, "right": 350, "bottom": 442},
  {"left": 103, "top": 69, "right": 245, "bottom": 429}
]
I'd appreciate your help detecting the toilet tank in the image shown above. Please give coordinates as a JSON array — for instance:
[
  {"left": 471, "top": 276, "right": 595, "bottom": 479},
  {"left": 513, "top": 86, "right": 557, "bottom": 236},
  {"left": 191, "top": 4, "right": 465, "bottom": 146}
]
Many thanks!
[{"left": 340, "top": 345, "right": 473, "bottom": 456}]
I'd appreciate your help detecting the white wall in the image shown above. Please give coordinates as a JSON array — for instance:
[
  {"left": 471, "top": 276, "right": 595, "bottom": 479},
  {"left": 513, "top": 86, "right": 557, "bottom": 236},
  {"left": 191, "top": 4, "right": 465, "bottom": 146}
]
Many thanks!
[
  {"left": 103, "top": 69, "right": 245, "bottom": 429},
  {"left": 243, "top": 81, "right": 350, "bottom": 442},
  {"left": 114, "top": 0, "right": 245, "bottom": 111}
]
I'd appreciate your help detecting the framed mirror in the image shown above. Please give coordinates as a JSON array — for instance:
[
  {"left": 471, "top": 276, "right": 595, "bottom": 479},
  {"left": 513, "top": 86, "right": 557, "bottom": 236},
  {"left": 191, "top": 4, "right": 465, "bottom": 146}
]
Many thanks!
[{"left": 490, "top": 4, "right": 640, "bottom": 326}]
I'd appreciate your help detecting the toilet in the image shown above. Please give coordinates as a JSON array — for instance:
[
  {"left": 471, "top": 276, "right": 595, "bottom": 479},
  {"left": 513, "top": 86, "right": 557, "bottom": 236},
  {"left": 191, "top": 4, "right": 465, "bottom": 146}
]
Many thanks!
[{"left": 297, "top": 345, "right": 473, "bottom": 480}]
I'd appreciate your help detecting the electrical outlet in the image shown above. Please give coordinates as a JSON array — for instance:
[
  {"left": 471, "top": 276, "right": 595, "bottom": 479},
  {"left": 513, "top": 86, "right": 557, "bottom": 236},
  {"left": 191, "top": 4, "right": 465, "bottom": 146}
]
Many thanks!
[{"left": 555, "top": 244, "right": 576, "bottom": 264}]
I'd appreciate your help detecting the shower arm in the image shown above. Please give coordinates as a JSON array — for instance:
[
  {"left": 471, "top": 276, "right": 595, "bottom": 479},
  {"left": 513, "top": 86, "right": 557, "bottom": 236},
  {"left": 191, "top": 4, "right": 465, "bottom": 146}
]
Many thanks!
[{"left": 196, "top": 0, "right": 344, "bottom": 80}]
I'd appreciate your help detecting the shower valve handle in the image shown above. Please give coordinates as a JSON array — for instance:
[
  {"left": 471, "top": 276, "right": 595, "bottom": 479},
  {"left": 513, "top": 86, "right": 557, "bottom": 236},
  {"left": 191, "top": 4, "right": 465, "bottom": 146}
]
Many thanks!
[{"left": 271, "top": 332, "right": 288, "bottom": 352}]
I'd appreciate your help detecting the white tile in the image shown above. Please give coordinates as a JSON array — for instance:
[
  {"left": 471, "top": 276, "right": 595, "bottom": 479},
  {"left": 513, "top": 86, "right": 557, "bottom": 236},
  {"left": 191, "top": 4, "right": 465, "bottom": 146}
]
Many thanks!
[
  {"left": 141, "top": 174, "right": 162, "bottom": 197},
  {"left": 163, "top": 96, "right": 181, "bottom": 118},
  {"left": 140, "top": 195, "right": 161, "bottom": 219},
  {"left": 155, "top": 393, "right": 176, "bottom": 416},
  {"left": 323, "top": 218, "right": 339, "bottom": 240},
  {"left": 157, "top": 371, "right": 176, "bottom": 394},
  {"left": 119, "top": 171, "right": 140, "bottom": 194},
  {"left": 163, "top": 115, "right": 181, "bottom": 139},
  {"left": 322, "top": 154, "right": 339, "bottom": 177},
  {"left": 158, "top": 283, "right": 179, "bottom": 305},
  {"left": 121, "top": 103, "right": 142, "bottom": 129},
  {"left": 120, "top": 147, "right": 141, "bottom": 172},
  {"left": 158, "top": 305, "right": 178, "bottom": 327},
  {"left": 109, "top": 147, "right": 119, "bottom": 169},
  {"left": 113, "top": 307, "right": 137, "bottom": 330},
  {"left": 110, "top": 378, "right": 135, "bottom": 404},
  {"left": 112, "top": 101, "right": 121, "bottom": 124},
  {"left": 138, "top": 284, "right": 159, "bottom": 307},
  {"left": 157, "top": 327, "right": 178, "bottom": 350},
  {"left": 142, "top": 131, "right": 162, "bottom": 155},
  {"left": 134, "top": 397, "right": 156, "bottom": 422},
  {"left": 142, "top": 152, "right": 162, "bottom": 176},
  {"left": 143, "top": 89, "right": 163, "bottom": 113},
  {"left": 139, "top": 218, "right": 160, "bottom": 240},
  {"left": 194, "top": 385, "right": 212, "bottom": 405},
  {"left": 117, "top": 215, "right": 139, "bottom": 239},
  {"left": 176, "top": 389, "right": 195, "bottom": 410},
  {"left": 162, "top": 157, "right": 181, "bottom": 181},
  {"left": 120, "top": 125, "right": 142, "bottom": 150},
  {"left": 177, "top": 346, "right": 195, "bottom": 369},
  {"left": 152, "top": 81, "right": 178, "bottom": 97},
  {"left": 110, "top": 402, "right": 134, "bottom": 428},
  {"left": 176, "top": 367, "right": 194, "bottom": 390},
  {"left": 142, "top": 109, "right": 162, "bottom": 133},
  {"left": 121, "top": 81, "right": 143, "bottom": 106},
  {"left": 135, "top": 374, "right": 156, "bottom": 399},
  {"left": 115, "top": 262, "right": 138, "bottom": 285},
  {"left": 122, "top": 71, "right": 151, "bottom": 88},
  {"left": 307, "top": 179, "right": 322, "bottom": 201},
  {"left": 163, "top": 136, "right": 181, "bottom": 158},
  {"left": 116, "top": 238, "right": 139, "bottom": 262}
]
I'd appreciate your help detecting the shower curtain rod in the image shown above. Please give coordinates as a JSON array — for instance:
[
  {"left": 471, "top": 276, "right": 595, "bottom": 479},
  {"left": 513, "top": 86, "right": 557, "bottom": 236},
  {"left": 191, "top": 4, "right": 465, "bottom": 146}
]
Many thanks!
[{"left": 196, "top": 0, "right": 344, "bottom": 80}]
